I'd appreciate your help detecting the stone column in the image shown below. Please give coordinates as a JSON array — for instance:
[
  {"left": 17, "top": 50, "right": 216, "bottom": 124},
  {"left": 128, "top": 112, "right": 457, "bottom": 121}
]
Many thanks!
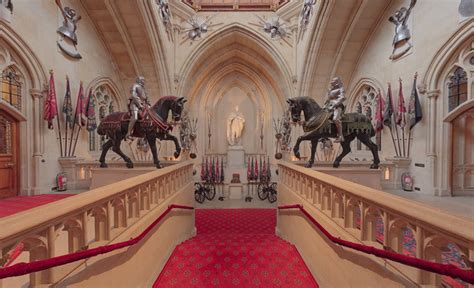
[
  {"left": 426, "top": 90, "right": 440, "bottom": 194},
  {"left": 30, "top": 89, "right": 44, "bottom": 195},
  {"left": 415, "top": 225, "right": 425, "bottom": 283}
]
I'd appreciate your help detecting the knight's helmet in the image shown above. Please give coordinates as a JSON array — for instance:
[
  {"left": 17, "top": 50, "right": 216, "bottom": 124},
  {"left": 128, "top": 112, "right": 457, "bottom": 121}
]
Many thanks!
[
  {"left": 330, "top": 77, "right": 343, "bottom": 89},
  {"left": 135, "top": 76, "right": 145, "bottom": 88}
]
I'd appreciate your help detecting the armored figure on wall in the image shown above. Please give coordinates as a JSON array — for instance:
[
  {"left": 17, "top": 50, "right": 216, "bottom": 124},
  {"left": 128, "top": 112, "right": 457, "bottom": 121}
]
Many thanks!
[
  {"left": 126, "top": 76, "right": 149, "bottom": 140},
  {"left": 55, "top": 0, "right": 82, "bottom": 59},
  {"left": 156, "top": 0, "right": 171, "bottom": 24},
  {"left": 300, "top": 0, "right": 316, "bottom": 25},
  {"left": 324, "top": 77, "right": 346, "bottom": 143},
  {"left": 388, "top": 0, "right": 416, "bottom": 60}
]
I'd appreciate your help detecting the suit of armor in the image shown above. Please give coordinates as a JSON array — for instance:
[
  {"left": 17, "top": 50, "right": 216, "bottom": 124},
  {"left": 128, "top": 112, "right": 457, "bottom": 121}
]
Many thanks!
[
  {"left": 126, "top": 76, "right": 149, "bottom": 139},
  {"left": 324, "top": 77, "right": 346, "bottom": 142}
]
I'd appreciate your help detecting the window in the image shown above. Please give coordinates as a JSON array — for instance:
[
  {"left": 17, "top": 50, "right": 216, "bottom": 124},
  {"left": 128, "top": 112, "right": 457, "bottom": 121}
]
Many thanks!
[
  {"left": 1, "top": 67, "right": 22, "bottom": 111},
  {"left": 0, "top": 113, "right": 12, "bottom": 154},
  {"left": 353, "top": 86, "right": 382, "bottom": 151},
  {"left": 447, "top": 67, "right": 468, "bottom": 112},
  {"left": 88, "top": 85, "right": 118, "bottom": 152}
]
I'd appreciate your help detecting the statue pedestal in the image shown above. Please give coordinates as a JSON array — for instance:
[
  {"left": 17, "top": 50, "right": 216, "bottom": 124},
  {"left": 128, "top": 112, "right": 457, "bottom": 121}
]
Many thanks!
[
  {"left": 227, "top": 145, "right": 245, "bottom": 168},
  {"left": 384, "top": 157, "right": 411, "bottom": 190},
  {"left": 229, "top": 183, "right": 244, "bottom": 200},
  {"left": 314, "top": 167, "right": 382, "bottom": 190},
  {"left": 90, "top": 167, "right": 157, "bottom": 189}
]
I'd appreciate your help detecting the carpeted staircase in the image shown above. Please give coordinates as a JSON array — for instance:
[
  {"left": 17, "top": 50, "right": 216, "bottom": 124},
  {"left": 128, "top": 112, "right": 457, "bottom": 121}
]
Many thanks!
[{"left": 153, "top": 208, "right": 318, "bottom": 287}]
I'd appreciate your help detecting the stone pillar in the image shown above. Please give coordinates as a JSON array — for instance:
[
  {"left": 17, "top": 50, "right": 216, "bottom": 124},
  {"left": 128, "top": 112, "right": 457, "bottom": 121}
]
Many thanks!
[
  {"left": 30, "top": 89, "right": 44, "bottom": 195},
  {"left": 415, "top": 225, "right": 425, "bottom": 283},
  {"left": 81, "top": 211, "right": 89, "bottom": 248},
  {"left": 426, "top": 90, "right": 440, "bottom": 194}
]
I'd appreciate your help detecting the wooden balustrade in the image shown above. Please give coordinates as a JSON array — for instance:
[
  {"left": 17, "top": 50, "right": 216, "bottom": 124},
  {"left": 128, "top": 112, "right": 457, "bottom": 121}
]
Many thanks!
[
  {"left": 277, "top": 161, "right": 474, "bottom": 286},
  {"left": 0, "top": 161, "right": 194, "bottom": 287}
]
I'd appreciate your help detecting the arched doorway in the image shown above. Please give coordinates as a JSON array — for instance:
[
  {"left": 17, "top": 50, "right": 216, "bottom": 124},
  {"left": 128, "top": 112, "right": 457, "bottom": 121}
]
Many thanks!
[
  {"left": 0, "top": 108, "right": 19, "bottom": 198},
  {"left": 451, "top": 107, "right": 474, "bottom": 196}
]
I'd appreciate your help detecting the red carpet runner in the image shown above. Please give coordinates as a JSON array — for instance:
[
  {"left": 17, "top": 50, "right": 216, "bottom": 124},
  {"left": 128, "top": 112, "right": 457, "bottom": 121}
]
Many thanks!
[
  {"left": 154, "top": 209, "right": 318, "bottom": 287},
  {"left": 0, "top": 194, "right": 74, "bottom": 218}
]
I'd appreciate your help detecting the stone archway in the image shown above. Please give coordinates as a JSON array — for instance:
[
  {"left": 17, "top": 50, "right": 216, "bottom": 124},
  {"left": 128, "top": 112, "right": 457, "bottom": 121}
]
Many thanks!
[
  {"left": 0, "top": 22, "right": 47, "bottom": 195},
  {"left": 179, "top": 25, "right": 290, "bottom": 158}
]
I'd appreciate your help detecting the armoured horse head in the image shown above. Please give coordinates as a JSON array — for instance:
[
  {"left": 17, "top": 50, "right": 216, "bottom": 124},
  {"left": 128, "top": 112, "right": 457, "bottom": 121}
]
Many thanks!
[
  {"left": 170, "top": 97, "right": 187, "bottom": 122},
  {"left": 286, "top": 98, "right": 303, "bottom": 123}
]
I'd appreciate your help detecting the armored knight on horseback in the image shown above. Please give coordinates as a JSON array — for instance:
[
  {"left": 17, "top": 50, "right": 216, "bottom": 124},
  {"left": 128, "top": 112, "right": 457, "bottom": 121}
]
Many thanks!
[
  {"left": 324, "top": 77, "right": 346, "bottom": 143},
  {"left": 126, "top": 76, "right": 150, "bottom": 140}
]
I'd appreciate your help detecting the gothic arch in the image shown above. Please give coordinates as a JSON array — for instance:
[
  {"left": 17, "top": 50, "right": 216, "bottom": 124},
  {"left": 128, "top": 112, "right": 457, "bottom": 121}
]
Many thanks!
[
  {"left": 0, "top": 20, "right": 48, "bottom": 196},
  {"left": 86, "top": 77, "right": 124, "bottom": 110},
  {"left": 177, "top": 23, "right": 293, "bottom": 100},
  {"left": 420, "top": 19, "right": 474, "bottom": 196}
]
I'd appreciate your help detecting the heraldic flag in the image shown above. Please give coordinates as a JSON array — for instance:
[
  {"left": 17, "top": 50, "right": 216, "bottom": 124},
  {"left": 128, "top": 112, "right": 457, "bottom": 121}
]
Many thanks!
[
  {"left": 44, "top": 71, "right": 58, "bottom": 129},
  {"left": 408, "top": 74, "right": 423, "bottom": 130},
  {"left": 62, "top": 76, "right": 74, "bottom": 128}
]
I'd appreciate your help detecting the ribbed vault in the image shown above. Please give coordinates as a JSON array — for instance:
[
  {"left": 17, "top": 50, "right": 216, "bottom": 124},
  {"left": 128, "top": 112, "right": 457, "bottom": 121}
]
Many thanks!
[{"left": 178, "top": 25, "right": 291, "bottom": 153}]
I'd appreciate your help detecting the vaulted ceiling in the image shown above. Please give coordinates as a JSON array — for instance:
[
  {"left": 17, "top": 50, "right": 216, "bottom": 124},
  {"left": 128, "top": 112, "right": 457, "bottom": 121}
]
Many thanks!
[{"left": 80, "top": 0, "right": 393, "bottom": 101}]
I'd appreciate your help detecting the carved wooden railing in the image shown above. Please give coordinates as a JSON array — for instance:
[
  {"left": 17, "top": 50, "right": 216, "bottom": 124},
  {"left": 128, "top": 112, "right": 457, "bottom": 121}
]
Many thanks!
[
  {"left": 277, "top": 161, "right": 474, "bottom": 286},
  {"left": 0, "top": 161, "right": 194, "bottom": 287}
]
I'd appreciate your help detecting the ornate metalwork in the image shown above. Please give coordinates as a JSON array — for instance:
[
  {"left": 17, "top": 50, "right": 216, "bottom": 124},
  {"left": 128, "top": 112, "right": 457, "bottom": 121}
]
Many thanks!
[
  {"left": 179, "top": 111, "right": 198, "bottom": 159},
  {"left": 388, "top": 0, "right": 416, "bottom": 60},
  {"left": 273, "top": 110, "right": 292, "bottom": 159},
  {"left": 300, "top": 0, "right": 316, "bottom": 26},
  {"left": 183, "top": 15, "right": 212, "bottom": 41},
  {"left": 1, "top": 67, "right": 22, "bottom": 110},
  {"left": 55, "top": 0, "right": 82, "bottom": 59}
]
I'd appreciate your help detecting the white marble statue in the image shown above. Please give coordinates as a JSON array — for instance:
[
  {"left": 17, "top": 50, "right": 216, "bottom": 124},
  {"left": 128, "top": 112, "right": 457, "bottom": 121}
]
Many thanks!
[{"left": 227, "top": 106, "right": 245, "bottom": 146}]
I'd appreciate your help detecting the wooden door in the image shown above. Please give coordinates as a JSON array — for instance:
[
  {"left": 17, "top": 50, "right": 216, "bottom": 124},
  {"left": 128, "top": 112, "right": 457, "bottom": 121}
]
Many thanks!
[
  {"left": 452, "top": 108, "right": 474, "bottom": 196},
  {"left": 0, "top": 110, "right": 19, "bottom": 199}
]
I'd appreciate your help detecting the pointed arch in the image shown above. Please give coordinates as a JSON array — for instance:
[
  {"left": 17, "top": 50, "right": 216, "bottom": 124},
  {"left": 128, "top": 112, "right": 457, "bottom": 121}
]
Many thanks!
[
  {"left": 0, "top": 21, "right": 47, "bottom": 90},
  {"left": 177, "top": 23, "right": 293, "bottom": 100}
]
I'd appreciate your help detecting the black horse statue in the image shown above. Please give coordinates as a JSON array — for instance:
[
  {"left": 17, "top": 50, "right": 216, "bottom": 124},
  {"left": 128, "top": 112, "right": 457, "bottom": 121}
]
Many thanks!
[
  {"left": 287, "top": 97, "right": 380, "bottom": 169},
  {"left": 97, "top": 96, "right": 186, "bottom": 169}
]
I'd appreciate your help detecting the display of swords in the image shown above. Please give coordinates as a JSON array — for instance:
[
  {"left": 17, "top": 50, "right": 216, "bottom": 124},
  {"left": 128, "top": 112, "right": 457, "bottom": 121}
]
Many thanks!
[
  {"left": 179, "top": 112, "right": 198, "bottom": 159},
  {"left": 273, "top": 111, "right": 292, "bottom": 159}
]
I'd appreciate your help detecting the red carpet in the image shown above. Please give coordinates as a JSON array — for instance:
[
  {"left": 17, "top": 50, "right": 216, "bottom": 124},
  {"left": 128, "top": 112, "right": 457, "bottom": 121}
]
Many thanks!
[
  {"left": 0, "top": 194, "right": 74, "bottom": 218},
  {"left": 154, "top": 209, "right": 318, "bottom": 287}
]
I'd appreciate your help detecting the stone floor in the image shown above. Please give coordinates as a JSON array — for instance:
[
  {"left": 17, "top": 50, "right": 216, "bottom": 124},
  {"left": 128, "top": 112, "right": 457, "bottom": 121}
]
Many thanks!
[{"left": 385, "top": 189, "right": 474, "bottom": 220}]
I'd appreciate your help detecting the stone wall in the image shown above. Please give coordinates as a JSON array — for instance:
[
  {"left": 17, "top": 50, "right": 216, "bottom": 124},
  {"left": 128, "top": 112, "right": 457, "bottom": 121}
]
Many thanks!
[{"left": 0, "top": 0, "right": 124, "bottom": 194}]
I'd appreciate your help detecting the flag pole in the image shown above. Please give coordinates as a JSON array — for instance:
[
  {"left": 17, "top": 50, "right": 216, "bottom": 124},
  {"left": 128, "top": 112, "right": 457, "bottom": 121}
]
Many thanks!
[
  {"left": 399, "top": 78, "right": 406, "bottom": 157},
  {"left": 51, "top": 70, "right": 64, "bottom": 157},
  {"left": 64, "top": 75, "right": 69, "bottom": 157},
  {"left": 388, "top": 126, "right": 399, "bottom": 157},
  {"left": 72, "top": 125, "right": 82, "bottom": 157},
  {"left": 407, "top": 129, "right": 412, "bottom": 157},
  {"left": 70, "top": 81, "right": 84, "bottom": 157},
  {"left": 402, "top": 126, "right": 406, "bottom": 157},
  {"left": 393, "top": 116, "right": 402, "bottom": 158}
]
